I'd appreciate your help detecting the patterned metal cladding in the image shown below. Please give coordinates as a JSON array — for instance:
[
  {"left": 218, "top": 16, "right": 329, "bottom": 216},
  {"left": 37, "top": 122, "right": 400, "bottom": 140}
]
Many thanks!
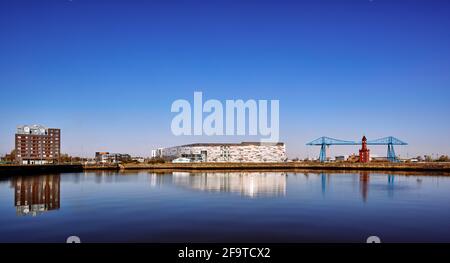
[{"left": 162, "top": 142, "right": 287, "bottom": 162}]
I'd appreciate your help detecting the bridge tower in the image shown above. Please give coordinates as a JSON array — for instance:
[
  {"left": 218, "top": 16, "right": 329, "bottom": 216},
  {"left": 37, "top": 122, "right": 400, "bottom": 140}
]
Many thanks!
[
  {"left": 387, "top": 143, "right": 396, "bottom": 162},
  {"left": 306, "top": 137, "right": 358, "bottom": 162},
  {"left": 366, "top": 136, "right": 407, "bottom": 162}
]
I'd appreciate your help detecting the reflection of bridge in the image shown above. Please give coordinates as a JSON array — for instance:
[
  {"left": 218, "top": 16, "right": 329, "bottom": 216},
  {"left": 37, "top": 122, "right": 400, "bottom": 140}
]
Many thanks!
[
  {"left": 306, "top": 136, "right": 408, "bottom": 162},
  {"left": 172, "top": 172, "right": 287, "bottom": 197},
  {"left": 319, "top": 172, "right": 397, "bottom": 202}
]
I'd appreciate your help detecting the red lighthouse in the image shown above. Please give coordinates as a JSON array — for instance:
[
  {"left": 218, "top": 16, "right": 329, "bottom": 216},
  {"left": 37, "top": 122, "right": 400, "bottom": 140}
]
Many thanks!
[{"left": 359, "top": 136, "right": 370, "bottom": 163}]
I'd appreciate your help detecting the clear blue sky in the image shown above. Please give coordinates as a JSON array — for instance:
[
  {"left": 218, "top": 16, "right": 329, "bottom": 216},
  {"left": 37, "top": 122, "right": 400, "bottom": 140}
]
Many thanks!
[{"left": 1, "top": 0, "right": 449, "bottom": 159}]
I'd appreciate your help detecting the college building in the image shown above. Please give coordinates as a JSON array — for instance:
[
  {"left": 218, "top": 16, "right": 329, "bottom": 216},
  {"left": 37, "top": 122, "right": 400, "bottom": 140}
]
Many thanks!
[
  {"left": 157, "top": 142, "right": 287, "bottom": 162},
  {"left": 15, "top": 125, "right": 61, "bottom": 165}
]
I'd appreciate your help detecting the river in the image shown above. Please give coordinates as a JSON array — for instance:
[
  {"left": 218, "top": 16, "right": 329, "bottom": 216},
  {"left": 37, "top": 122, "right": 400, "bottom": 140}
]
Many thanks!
[{"left": 0, "top": 170, "right": 449, "bottom": 242}]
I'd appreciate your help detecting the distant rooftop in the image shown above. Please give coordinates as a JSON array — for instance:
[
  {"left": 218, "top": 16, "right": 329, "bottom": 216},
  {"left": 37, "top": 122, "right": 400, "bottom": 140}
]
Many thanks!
[
  {"left": 178, "top": 142, "right": 285, "bottom": 147},
  {"left": 16, "top": 125, "right": 48, "bottom": 135}
]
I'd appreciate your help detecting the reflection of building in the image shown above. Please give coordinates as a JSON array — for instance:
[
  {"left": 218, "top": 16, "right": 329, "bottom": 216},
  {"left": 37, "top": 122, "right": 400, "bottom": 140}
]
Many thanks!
[
  {"left": 95, "top": 152, "right": 131, "bottom": 164},
  {"left": 172, "top": 172, "right": 286, "bottom": 197},
  {"left": 149, "top": 173, "right": 165, "bottom": 187},
  {"left": 15, "top": 125, "right": 61, "bottom": 164},
  {"left": 160, "top": 142, "right": 287, "bottom": 162},
  {"left": 13, "top": 175, "right": 60, "bottom": 216}
]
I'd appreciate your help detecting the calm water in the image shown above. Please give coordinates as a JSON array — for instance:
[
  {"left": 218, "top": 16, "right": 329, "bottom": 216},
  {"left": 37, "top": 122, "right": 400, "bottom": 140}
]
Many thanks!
[{"left": 0, "top": 170, "right": 450, "bottom": 243}]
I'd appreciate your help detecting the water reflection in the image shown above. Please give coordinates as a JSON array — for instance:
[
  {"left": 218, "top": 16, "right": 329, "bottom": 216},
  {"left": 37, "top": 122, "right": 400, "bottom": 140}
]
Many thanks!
[
  {"left": 172, "top": 172, "right": 287, "bottom": 197},
  {"left": 1, "top": 171, "right": 449, "bottom": 242},
  {"left": 320, "top": 173, "right": 329, "bottom": 195},
  {"left": 387, "top": 174, "right": 395, "bottom": 198},
  {"left": 388, "top": 175, "right": 395, "bottom": 184},
  {"left": 11, "top": 175, "right": 60, "bottom": 216},
  {"left": 4, "top": 171, "right": 434, "bottom": 218},
  {"left": 314, "top": 172, "right": 399, "bottom": 202},
  {"left": 359, "top": 172, "right": 370, "bottom": 202},
  {"left": 148, "top": 173, "right": 171, "bottom": 187}
]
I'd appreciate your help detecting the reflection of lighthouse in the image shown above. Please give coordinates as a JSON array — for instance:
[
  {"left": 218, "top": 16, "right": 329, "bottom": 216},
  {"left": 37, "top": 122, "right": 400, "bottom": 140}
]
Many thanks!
[
  {"left": 359, "top": 172, "right": 369, "bottom": 202},
  {"left": 359, "top": 136, "right": 370, "bottom": 163}
]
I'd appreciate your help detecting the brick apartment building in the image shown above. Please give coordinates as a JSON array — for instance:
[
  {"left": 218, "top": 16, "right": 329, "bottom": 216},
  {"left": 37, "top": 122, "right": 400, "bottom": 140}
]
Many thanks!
[{"left": 15, "top": 125, "right": 61, "bottom": 165}]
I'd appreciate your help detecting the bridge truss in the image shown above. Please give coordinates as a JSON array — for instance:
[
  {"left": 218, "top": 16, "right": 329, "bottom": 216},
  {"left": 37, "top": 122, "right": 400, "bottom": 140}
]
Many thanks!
[{"left": 306, "top": 136, "right": 407, "bottom": 162}]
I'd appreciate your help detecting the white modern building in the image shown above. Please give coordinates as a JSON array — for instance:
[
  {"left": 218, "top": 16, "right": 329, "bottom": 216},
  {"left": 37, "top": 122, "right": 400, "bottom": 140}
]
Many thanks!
[
  {"left": 172, "top": 157, "right": 191, "bottom": 163},
  {"left": 151, "top": 148, "right": 163, "bottom": 158},
  {"left": 156, "top": 142, "right": 287, "bottom": 163}
]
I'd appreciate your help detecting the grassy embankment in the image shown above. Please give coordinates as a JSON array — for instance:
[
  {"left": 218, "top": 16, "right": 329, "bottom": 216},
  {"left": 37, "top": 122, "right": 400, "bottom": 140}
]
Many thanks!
[
  {"left": 1, "top": 162, "right": 449, "bottom": 176},
  {"left": 119, "top": 161, "right": 450, "bottom": 172}
]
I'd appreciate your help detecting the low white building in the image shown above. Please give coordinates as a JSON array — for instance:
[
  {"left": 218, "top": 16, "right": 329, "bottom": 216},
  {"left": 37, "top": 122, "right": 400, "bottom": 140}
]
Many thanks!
[
  {"left": 334, "top": 155, "right": 348, "bottom": 161},
  {"left": 159, "top": 142, "right": 287, "bottom": 163},
  {"left": 172, "top": 157, "right": 192, "bottom": 163},
  {"left": 95, "top": 152, "right": 131, "bottom": 164},
  {"left": 131, "top": 157, "right": 145, "bottom": 163}
]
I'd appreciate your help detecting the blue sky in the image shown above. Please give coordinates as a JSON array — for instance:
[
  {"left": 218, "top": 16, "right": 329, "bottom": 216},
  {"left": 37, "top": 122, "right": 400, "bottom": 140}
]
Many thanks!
[{"left": 0, "top": 0, "right": 449, "bottom": 158}]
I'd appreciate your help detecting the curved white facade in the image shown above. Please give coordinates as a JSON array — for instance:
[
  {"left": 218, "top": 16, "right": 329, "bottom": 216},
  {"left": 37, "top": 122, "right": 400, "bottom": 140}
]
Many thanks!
[{"left": 161, "top": 142, "right": 287, "bottom": 163}]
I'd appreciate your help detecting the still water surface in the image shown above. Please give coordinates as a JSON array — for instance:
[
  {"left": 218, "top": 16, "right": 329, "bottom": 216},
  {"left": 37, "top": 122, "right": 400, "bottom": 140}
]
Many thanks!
[{"left": 0, "top": 170, "right": 449, "bottom": 242}]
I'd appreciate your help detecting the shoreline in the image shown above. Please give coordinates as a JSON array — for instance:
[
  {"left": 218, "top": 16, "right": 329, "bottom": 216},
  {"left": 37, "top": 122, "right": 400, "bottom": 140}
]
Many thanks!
[
  {"left": 119, "top": 162, "right": 450, "bottom": 173},
  {"left": 1, "top": 162, "right": 450, "bottom": 176}
]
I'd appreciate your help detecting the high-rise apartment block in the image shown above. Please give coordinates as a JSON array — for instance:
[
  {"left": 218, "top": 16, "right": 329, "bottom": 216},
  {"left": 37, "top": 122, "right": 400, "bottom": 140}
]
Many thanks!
[{"left": 15, "top": 125, "right": 61, "bottom": 165}]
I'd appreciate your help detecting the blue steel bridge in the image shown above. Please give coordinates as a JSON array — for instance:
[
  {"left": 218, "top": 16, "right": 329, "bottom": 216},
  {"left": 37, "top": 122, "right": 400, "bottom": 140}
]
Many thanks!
[{"left": 306, "top": 136, "right": 408, "bottom": 162}]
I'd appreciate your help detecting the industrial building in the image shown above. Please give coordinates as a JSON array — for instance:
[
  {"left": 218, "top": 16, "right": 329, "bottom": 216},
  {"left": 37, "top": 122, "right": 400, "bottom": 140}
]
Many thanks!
[
  {"left": 15, "top": 125, "right": 61, "bottom": 165},
  {"left": 157, "top": 142, "right": 287, "bottom": 163},
  {"left": 95, "top": 152, "right": 131, "bottom": 164}
]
